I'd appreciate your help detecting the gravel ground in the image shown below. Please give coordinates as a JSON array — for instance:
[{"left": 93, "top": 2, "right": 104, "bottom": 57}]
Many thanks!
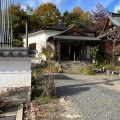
[{"left": 54, "top": 74, "right": 120, "bottom": 120}]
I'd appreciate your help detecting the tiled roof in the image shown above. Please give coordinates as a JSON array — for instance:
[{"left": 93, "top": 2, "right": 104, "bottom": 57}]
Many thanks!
[
  {"left": 50, "top": 24, "right": 69, "bottom": 31},
  {"left": 109, "top": 12, "right": 120, "bottom": 26},
  {"left": 53, "top": 35, "right": 101, "bottom": 41},
  {"left": 0, "top": 47, "right": 36, "bottom": 57},
  {"left": 98, "top": 12, "right": 120, "bottom": 38},
  {"left": 21, "top": 24, "right": 68, "bottom": 37}
]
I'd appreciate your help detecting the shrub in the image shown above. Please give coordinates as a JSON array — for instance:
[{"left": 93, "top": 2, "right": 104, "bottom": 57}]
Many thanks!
[
  {"left": 34, "top": 74, "right": 57, "bottom": 104},
  {"left": 80, "top": 66, "right": 95, "bottom": 75},
  {"left": 97, "top": 59, "right": 113, "bottom": 72},
  {"left": 103, "top": 63, "right": 113, "bottom": 71},
  {"left": 31, "top": 64, "right": 43, "bottom": 99},
  {"left": 96, "top": 54, "right": 105, "bottom": 66},
  {"left": 43, "top": 64, "right": 59, "bottom": 73},
  {"left": 0, "top": 91, "right": 7, "bottom": 111},
  {"left": 42, "top": 75, "right": 55, "bottom": 97},
  {"left": 90, "top": 45, "right": 99, "bottom": 60},
  {"left": 32, "top": 67, "right": 43, "bottom": 87}
]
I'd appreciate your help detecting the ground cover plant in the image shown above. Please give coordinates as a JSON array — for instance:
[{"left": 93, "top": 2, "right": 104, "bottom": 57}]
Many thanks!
[{"left": 31, "top": 60, "right": 61, "bottom": 119}]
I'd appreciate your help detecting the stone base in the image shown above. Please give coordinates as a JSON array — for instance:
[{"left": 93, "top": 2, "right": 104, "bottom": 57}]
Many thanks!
[{"left": 0, "top": 87, "right": 31, "bottom": 103}]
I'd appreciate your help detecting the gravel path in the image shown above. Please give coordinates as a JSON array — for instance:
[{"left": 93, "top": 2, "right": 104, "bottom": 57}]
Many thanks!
[{"left": 54, "top": 74, "right": 120, "bottom": 120}]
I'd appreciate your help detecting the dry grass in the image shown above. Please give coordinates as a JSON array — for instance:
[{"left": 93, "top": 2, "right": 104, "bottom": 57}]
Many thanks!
[{"left": 32, "top": 100, "right": 62, "bottom": 120}]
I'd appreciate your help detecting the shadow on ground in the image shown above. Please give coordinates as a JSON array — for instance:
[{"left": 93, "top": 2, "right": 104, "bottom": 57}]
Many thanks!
[
  {"left": 54, "top": 74, "right": 120, "bottom": 97},
  {"left": 43, "top": 74, "right": 74, "bottom": 80},
  {"left": 56, "top": 85, "right": 90, "bottom": 97},
  {"left": 54, "top": 74, "right": 120, "bottom": 86}
]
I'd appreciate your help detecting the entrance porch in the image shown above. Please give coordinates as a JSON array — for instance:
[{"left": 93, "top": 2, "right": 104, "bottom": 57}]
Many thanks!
[
  {"left": 54, "top": 39, "right": 100, "bottom": 63},
  {"left": 47, "top": 25, "right": 101, "bottom": 63},
  {"left": 60, "top": 44, "right": 90, "bottom": 61}
]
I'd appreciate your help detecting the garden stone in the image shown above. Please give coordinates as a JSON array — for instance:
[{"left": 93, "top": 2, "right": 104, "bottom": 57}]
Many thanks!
[
  {"left": 111, "top": 71, "right": 115, "bottom": 75},
  {"left": 59, "top": 97, "right": 67, "bottom": 103},
  {"left": 106, "top": 70, "right": 111, "bottom": 74},
  {"left": 58, "top": 64, "right": 63, "bottom": 73},
  {"left": 119, "top": 71, "right": 120, "bottom": 75}
]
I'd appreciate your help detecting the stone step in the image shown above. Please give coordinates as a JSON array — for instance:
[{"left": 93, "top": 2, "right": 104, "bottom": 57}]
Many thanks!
[
  {"left": 63, "top": 69, "right": 80, "bottom": 73},
  {"left": 62, "top": 65, "right": 79, "bottom": 68},
  {"left": 62, "top": 62, "right": 80, "bottom": 65},
  {"left": 60, "top": 61, "right": 90, "bottom": 73},
  {"left": 62, "top": 66, "right": 80, "bottom": 69},
  {"left": 61, "top": 61, "right": 80, "bottom": 73}
]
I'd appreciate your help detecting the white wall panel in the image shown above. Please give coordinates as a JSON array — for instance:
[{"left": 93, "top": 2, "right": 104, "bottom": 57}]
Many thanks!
[{"left": 0, "top": 58, "right": 31, "bottom": 88}]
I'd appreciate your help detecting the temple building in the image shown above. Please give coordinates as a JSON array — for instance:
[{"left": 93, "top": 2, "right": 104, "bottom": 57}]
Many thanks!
[
  {"left": 97, "top": 12, "right": 120, "bottom": 64},
  {"left": 22, "top": 24, "right": 100, "bottom": 63}
]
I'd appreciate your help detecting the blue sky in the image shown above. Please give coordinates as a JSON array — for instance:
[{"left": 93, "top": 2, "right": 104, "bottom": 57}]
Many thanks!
[{"left": 13, "top": 0, "right": 120, "bottom": 14}]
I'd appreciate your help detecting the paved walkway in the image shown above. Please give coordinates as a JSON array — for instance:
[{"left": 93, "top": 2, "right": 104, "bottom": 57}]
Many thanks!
[{"left": 54, "top": 74, "right": 120, "bottom": 120}]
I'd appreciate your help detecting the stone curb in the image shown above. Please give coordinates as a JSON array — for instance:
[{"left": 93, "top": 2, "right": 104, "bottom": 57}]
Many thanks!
[{"left": 16, "top": 103, "right": 23, "bottom": 120}]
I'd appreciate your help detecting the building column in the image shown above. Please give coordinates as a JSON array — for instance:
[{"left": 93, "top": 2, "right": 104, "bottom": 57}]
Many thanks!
[
  {"left": 58, "top": 39, "right": 61, "bottom": 63},
  {"left": 26, "top": 19, "right": 28, "bottom": 47},
  {"left": 54, "top": 40, "right": 57, "bottom": 61}
]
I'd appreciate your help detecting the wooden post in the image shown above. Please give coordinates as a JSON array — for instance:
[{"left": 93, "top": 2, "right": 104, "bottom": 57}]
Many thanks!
[
  {"left": 26, "top": 19, "right": 28, "bottom": 47},
  {"left": 58, "top": 39, "right": 61, "bottom": 63},
  {"left": 112, "top": 40, "right": 116, "bottom": 66},
  {"left": 54, "top": 40, "right": 57, "bottom": 61},
  {"left": 74, "top": 52, "right": 75, "bottom": 61}
]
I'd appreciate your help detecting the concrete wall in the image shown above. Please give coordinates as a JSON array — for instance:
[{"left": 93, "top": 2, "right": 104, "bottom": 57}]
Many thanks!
[{"left": 0, "top": 58, "right": 32, "bottom": 102}]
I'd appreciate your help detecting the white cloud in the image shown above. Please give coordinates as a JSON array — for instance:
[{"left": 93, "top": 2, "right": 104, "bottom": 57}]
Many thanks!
[
  {"left": 19, "top": 0, "right": 37, "bottom": 12},
  {"left": 19, "top": 0, "right": 62, "bottom": 13},
  {"left": 37, "top": 0, "right": 62, "bottom": 5},
  {"left": 37, "top": 0, "right": 62, "bottom": 13},
  {"left": 38, "top": 0, "right": 53, "bottom": 3},
  {"left": 26, "top": 0, "right": 36, "bottom": 8},
  {"left": 21, "top": 4, "right": 26, "bottom": 10},
  {"left": 114, "top": 2, "right": 120, "bottom": 13}
]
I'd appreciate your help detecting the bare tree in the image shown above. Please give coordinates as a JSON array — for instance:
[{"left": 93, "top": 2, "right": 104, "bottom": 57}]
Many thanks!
[
  {"left": 106, "top": 27, "right": 120, "bottom": 66},
  {"left": 91, "top": 4, "right": 108, "bottom": 35}
]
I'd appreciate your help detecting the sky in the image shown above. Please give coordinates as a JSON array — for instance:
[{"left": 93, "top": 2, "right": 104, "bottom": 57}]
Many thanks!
[{"left": 13, "top": 0, "right": 120, "bottom": 14}]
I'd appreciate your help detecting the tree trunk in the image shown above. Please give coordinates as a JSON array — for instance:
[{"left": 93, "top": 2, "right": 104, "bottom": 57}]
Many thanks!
[{"left": 112, "top": 41, "right": 116, "bottom": 67}]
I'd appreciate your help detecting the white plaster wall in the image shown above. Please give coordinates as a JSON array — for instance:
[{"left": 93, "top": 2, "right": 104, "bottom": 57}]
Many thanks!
[
  {"left": 22, "top": 30, "right": 61, "bottom": 60},
  {"left": 0, "top": 58, "right": 31, "bottom": 88}
]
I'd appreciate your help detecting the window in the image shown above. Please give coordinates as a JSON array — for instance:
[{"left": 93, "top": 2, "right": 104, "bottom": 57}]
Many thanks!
[{"left": 29, "top": 43, "right": 36, "bottom": 50}]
